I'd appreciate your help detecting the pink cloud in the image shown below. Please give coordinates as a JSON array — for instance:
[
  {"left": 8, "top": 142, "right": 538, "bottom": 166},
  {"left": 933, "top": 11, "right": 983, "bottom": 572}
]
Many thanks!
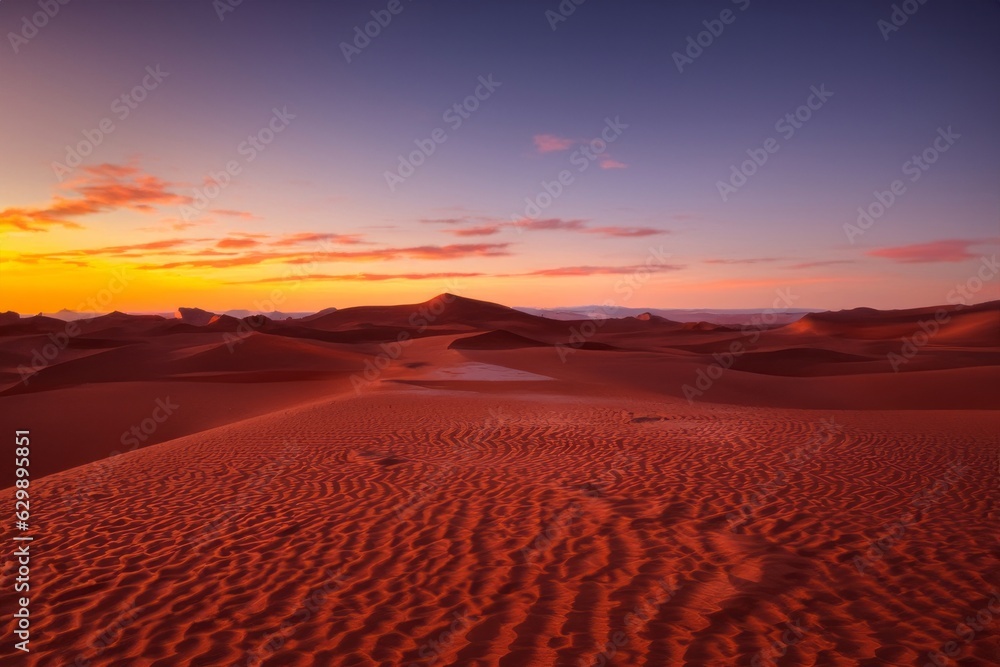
[
  {"left": 599, "top": 158, "right": 628, "bottom": 170},
  {"left": 867, "top": 239, "right": 994, "bottom": 263},
  {"left": 533, "top": 134, "right": 576, "bottom": 154},
  {"left": 585, "top": 226, "right": 664, "bottom": 238},
  {"left": 704, "top": 257, "right": 783, "bottom": 265},
  {"left": 509, "top": 264, "right": 683, "bottom": 277}
]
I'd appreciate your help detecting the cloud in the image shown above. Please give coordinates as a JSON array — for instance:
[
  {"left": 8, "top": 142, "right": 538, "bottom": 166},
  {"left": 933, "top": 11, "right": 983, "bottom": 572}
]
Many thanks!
[
  {"left": 419, "top": 217, "right": 475, "bottom": 225},
  {"left": 272, "top": 232, "right": 369, "bottom": 246},
  {"left": 599, "top": 158, "right": 628, "bottom": 170},
  {"left": 866, "top": 239, "right": 994, "bottom": 263},
  {"left": 217, "top": 237, "right": 261, "bottom": 249},
  {"left": 231, "top": 264, "right": 682, "bottom": 283},
  {"left": 230, "top": 272, "right": 485, "bottom": 284},
  {"left": 402, "top": 243, "right": 510, "bottom": 260},
  {"left": 508, "top": 264, "right": 683, "bottom": 277},
  {"left": 0, "top": 163, "right": 191, "bottom": 232},
  {"left": 446, "top": 224, "right": 505, "bottom": 237},
  {"left": 517, "top": 218, "right": 587, "bottom": 232},
  {"left": 137, "top": 243, "right": 512, "bottom": 270},
  {"left": 211, "top": 209, "right": 258, "bottom": 220},
  {"left": 533, "top": 134, "right": 577, "bottom": 154},
  {"left": 704, "top": 257, "right": 783, "bottom": 265},
  {"left": 15, "top": 238, "right": 212, "bottom": 262},
  {"left": 787, "top": 260, "right": 856, "bottom": 270},
  {"left": 439, "top": 218, "right": 662, "bottom": 238},
  {"left": 584, "top": 226, "right": 664, "bottom": 238}
]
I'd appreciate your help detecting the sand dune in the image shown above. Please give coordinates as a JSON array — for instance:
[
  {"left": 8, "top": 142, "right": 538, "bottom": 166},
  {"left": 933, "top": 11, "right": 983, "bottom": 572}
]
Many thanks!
[
  {"left": 2, "top": 391, "right": 996, "bottom": 666},
  {"left": 0, "top": 297, "right": 997, "bottom": 665}
]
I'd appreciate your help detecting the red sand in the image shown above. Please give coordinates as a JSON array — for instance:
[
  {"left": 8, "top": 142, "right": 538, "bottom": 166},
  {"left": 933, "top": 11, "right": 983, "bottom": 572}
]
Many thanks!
[{"left": 0, "top": 295, "right": 997, "bottom": 666}]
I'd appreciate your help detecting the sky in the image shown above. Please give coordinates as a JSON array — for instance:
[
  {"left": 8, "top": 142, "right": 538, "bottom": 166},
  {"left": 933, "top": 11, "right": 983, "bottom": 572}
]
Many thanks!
[{"left": 0, "top": 0, "right": 998, "bottom": 313}]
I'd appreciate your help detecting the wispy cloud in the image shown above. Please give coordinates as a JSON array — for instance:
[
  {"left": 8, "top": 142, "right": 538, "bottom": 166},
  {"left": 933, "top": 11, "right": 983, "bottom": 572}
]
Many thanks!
[
  {"left": 1, "top": 163, "right": 191, "bottom": 232},
  {"left": 599, "top": 158, "right": 628, "bottom": 170},
  {"left": 584, "top": 226, "right": 662, "bottom": 237},
  {"left": 507, "top": 264, "right": 683, "bottom": 277},
  {"left": 230, "top": 271, "right": 486, "bottom": 284},
  {"left": 866, "top": 239, "right": 995, "bottom": 263},
  {"left": 137, "top": 243, "right": 512, "bottom": 270},
  {"left": 216, "top": 237, "right": 261, "bottom": 249},
  {"left": 704, "top": 257, "right": 783, "bottom": 265},
  {"left": 533, "top": 134, "right": 576, "bottom": 154},
  {"left": 211, "top": 209, "right": 258, "bottom": 220},
  {"left": 272, "top": 232, "right": 369, "bottom": 246},
  {"left": 787, "top": 259, "right": 856, "bottom": 270},
  {"left": 438, "top": 217, "right": 664, "bottom": 238}
]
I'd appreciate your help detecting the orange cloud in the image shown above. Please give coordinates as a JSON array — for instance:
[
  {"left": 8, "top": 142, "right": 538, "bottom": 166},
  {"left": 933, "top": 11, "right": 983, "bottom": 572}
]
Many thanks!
[
  {"left": 867, "top": 239, "right": 994, "bottom": 263},
  {"left": 211, "top": 209, "right": 257, "bottom": 220},
  {"left": 230, "top": 272, "right": 486, "bottom": 284},
  {"left": 15, "top": 238, "right": 211, "bottom": 262},
  {"left": 0, "top": 163, "right": 191, "bottom": 232},
  {"left": 599, "top": 158, "right": 628, "bottom": 170},
  {"left": 788, "top": 260, "right": 855, "bottom": 269},
  {"left": 216, "top": 237, "right": 261, "bottom": 249},
  {"left": 272, "top": 232, "right": 369, "bottom": 246},
  {"left": 138, "top": 243, "right": 512, "bottom": 270}
]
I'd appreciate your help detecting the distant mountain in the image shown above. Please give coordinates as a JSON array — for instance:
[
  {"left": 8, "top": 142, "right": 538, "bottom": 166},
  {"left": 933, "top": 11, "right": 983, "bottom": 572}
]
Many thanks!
[
  {"left": 515, "top": 305, "right": 812, "bottom": 326},
  {"left": 221, "top": 310, "right": 315, "bottom": 320}
]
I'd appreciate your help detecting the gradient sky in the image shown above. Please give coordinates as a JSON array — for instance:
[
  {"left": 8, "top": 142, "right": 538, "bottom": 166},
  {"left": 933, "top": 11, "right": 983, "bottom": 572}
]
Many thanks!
[{"left": 1, "top": 0, "right": 998, "bottom": 313}]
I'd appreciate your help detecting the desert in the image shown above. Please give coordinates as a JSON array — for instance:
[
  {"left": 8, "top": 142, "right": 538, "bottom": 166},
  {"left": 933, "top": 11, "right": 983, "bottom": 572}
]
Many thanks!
[{"left": 0, "top": 295, "right": 997, "bottom": 666}]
